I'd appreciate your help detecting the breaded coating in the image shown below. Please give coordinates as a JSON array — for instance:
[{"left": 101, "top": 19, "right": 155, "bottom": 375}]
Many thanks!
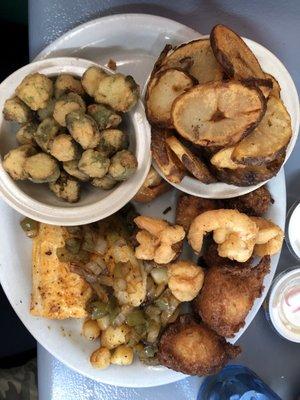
[
  {"left": 223, "top": 186, "right": 272, "bottom": 217},
  {"left": 158, "top": 314, "right": 240, "bottom": 375},
  {"left": 176, "top": 194, "right": 219, "bottom": 232},
  {"left": 203, "top": 241, "right": 253, "bottom": 268},
  {"left": 193, "top": 256, "right": 270, "bottom": 337}
]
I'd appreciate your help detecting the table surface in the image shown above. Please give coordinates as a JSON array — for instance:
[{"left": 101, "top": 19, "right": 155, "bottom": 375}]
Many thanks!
[{"left": 29, "top": 1, "right": 300, "bottom": 399}]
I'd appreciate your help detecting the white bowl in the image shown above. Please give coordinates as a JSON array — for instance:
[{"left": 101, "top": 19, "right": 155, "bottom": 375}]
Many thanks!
[
  {"left": 151, "top": 36, "right": 300, "bottom": 199},
  {"left": 0, "top": 57, "right": 151, "bottom": 225}
]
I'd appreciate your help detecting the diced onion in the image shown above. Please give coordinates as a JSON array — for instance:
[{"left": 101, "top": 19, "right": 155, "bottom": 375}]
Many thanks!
[
  {"left": 150, "top": 267, "right": 168, "bottom": 285},
  {"left": 94, "top": 235, "right": 108, "bottom": 255}
]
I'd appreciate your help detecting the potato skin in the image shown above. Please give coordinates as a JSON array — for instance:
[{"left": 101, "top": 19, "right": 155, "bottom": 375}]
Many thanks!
[
  {"left": 3, "top": 145, "right": 37, "bottom": 180},
  {"left": 16, "top": 73, "right": 53, "bottom": 110},
  {"left": 212, "top": 153, "right": 284, "bottom": 186},
  {"left": 158, "top": 315, "right": 240, "bottom": 375},
  {"left": 3, "top": 97, "right": 33, "bottom": 123}
]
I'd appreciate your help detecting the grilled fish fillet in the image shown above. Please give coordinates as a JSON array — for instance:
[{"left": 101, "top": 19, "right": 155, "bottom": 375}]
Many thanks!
[{"left": 30, "top": 223, "right": 92, "bottom": 319}]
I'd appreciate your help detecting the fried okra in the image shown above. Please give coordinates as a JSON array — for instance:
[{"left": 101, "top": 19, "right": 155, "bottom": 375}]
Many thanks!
[
  {"left": 63, "top": 160, "right": 89, "bottom": 181},
  {"left": 3, "top": 97, "right": 33, "bottom": 123},
  {"left": 108, "top": 150, "right": 137, "bottom": 181},
  {"left": 78, "top": 149, "right": 110, "bottom": 178},
  {"left": 53, "top": 92, "right": 85, "bottom": 127},
  {"left": 94, "top": 74, "right": 139, "bottom": 112},
  {"left": 24, "top": 153, "right": 60, "bottom": 183},
  {"left": 37, "top": 98, "right": 55, "bottom": 121},
  {"left": 81, "top": 66, "right": 108, "bottom": 97},
  {"left": 49, "top": 171, "right": 80, "bottom": 203},
  {"left": 87, "top": 104, "right": 122, "bottom": 130},
  {"left": 97, "top": 129, "right": 128, "bottom": 157},
  {"left": 66, "top": 110, "right": 100, "bottom": 149},
  {"left": 91, "top": 174, "right": 117, "bottom": 190},
  {"left": 16, "top": 73, "right": 53, "bottom": 110},
  {"left": 3, "top": 145, "right": 37, "bottom": 180},
  {"left": 50, "top": 134, "right": 79, "bottom": 162},
  {"left": 34, "top": 117, "right": 61, "bottom": 152},
  {"left": 16, "top": 122, "right": 38, "bottom": 145},
  {"left": 54, "top": 74, "right": 85, "bottom": 98}
]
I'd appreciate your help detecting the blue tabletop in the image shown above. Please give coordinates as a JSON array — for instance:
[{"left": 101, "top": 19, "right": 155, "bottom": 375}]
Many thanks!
[{"left": 29, "top": 1, "right": 300, "bottom": 399}]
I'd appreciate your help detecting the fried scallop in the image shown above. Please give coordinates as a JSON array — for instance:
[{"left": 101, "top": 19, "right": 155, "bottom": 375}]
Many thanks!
[
  {"left": 223, "top": 186, "right": 272, "bottom": 217},
  {"left": 193, "top": 256, "right": 270, "bottom": 337},
  {"left": 176, "top": 193, "right": 219, "bottom": 232},
  {"left": 203, "top": 241, "right": 253, "bottom": 269},
  {"left": 158, "top": 314, "right": 240, "bottom": 375}
]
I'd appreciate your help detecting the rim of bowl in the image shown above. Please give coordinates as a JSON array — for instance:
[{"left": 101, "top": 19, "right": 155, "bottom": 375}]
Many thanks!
[
  {"left": 147, "top": 36, "right": 300, "bottom": 199},
  {"left": 0, "top": 57, "right": 151, "bottom": 225}
]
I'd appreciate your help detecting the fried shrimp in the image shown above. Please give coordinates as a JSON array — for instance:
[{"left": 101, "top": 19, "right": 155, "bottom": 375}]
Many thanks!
[
  {"left": 167, "top": 261, "right": 205, "bottom": 301},
  {"left": 158, "top": 315, "right": 240, "bottom": 375},
  {"left": 194, "top": 256, "right": 270, "bottom": 337},
  {"left": 251, "top": 217, "right": 284, "bottom": 256},
  {"left": 134, "top": 216, "right": 185, "bottom": 264},
  {"left": 188, "top": 209, "right": 258, "bottom": 262}
]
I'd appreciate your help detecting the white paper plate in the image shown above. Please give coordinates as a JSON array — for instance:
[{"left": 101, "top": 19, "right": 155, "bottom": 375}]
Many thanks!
[{"left": 0, "top": 14, "right": 287, "bottom": 387}]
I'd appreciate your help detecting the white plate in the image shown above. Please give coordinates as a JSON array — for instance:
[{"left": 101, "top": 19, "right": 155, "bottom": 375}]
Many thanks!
[{"left": 0, "top": 14, "right": 287, "bottom": 387}]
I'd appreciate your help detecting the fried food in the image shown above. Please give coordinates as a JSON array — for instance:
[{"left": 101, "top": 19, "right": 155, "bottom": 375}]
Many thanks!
[
  {"left": 172, "top": 81, "right": 266, "bottom": 147},
  {"left": 203, "top": 241, "right": 253, "bottom": 269},
  {"left": 176, "top": 193, "right": 218, "bottom": 231},
  {"left": 158, "top": 39, "right": 223, "bottom": 84},
  {"left": 213, "top": 152, "right": 285, "bottom": 186},
  {"left": 194, "top": 256, "right": 270, "bottom": 337},
  {"left": 31, "top": 223, "right": 93, "bottom": 319},
  {"left": 167, "top": 261, "right": 205, "bottom": 301},
  {"left": 158, "top": 314, "right": 240, "bottom": 375},
  {"left": 210, "top": 25, "right": 272, "bottom": 97},
  {"left": 223, "top": 186, "right": 272, "bottom": 216},
  {"left": 210, "top": 146, "right": 246, "bottom": 170},
  {"left": 134, "top": 167, "right": 170, "bottom": 203},
  {"left": 232, "top": 97, "right": 292, "bottom": 165},
  {"left": 151, "top": 128, "right": 185, "bottom": 183},
  {"left": 251, "top": 217, "right": 284, "bottom": 256},
  {"left": 265, "top": 73, "right": 281, "bottom": 99},
  {"left": 188, "top": 209, "right": 258, "bottom": 262},
  {"left": 134, "top": 216, "right": 185, "bottom": 264},
  {"left": 146, "top": 68, "right": 195, "bottom": 127},
  {"left": 165, "top": 136, "right": 216, "bottom": 183},
  {"left": 168, "top": 261, "right": 204, "bottom": 301}
]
